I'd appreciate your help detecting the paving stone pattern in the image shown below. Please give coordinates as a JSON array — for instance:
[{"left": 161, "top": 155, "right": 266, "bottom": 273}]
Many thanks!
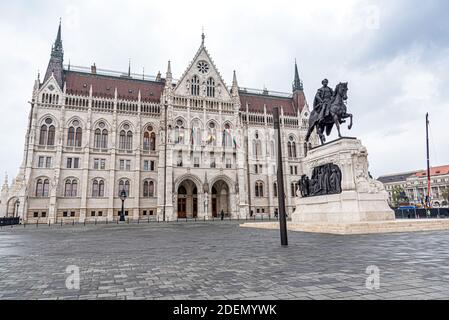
[{"left": 1, "top": 221, "right": 449, "bottom": 300}]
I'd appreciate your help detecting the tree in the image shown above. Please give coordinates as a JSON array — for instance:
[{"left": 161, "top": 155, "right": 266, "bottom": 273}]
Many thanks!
[
  {"left": 442, "top": 189, "right": 449, "bottom": 204},
  {"left": 391, "top": 185, "right": 407, "bottom": 208}
]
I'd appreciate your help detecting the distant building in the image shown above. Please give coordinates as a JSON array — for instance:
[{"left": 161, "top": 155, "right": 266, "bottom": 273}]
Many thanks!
[{"left": 378, "top": 165, "right": 449, "bottom": 206}]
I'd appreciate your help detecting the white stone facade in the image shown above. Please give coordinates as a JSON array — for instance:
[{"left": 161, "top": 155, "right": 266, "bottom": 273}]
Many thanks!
[{"left": 0, "top": 26, "right": 319, "bottom": 222}]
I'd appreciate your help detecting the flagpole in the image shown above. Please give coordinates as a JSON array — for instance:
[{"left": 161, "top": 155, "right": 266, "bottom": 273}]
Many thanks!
[{"left": 426, "top": 113, "right": 431, "bottom": 208}]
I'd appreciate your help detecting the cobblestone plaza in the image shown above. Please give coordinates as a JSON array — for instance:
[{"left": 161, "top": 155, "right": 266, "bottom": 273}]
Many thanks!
[{"left": 1, "top": 222, "right": 449, "bottom": 300}]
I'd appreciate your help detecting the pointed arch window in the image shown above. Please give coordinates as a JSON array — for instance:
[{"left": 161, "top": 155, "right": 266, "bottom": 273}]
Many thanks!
[
  {"left": 118, "top": 179, "right": 130, "bottom": 197},
  {"left": 288, "top": 136, "right": 297, "bottom": 158},
  {"left": 191, "top": 75, "right": 200, "bottom": 96},
  {"left": 207, "top": 78, "right": 215, "bottom": 97},
  {"left": 175, "top": 119, "right": 185, "bottom": 145},
  {"left": 64, "top": 179, "right": 78, "bottom": 197},
  {"left": 39, "top": 125, "right": 48, "bottom": 145},
  {"left": 36, "top": 178, "right": 50, "bottom": 197},
  {"left": 119, "top": 125, "right": 133, "bottom": 150},
  {"left": 255, "top": 181, "right": 264, "bottom": 198},
  {"left": 39, "top": 118, "right": 56, "bottom": 146},
  {"left": 143, "top": 180, "right": 155, "bottom": 197},
  {"left": 92, "top": 179, "right": 105, "bottom": 197},
  {"left": 67, "top": 120, "right": 82, "bottom": 147},
  {"left": 223, "top": 123, "right": 233, "bottom": 147},
  {"left": 143, "top": 126, "right": 156, "bottom": 151},
  {"left": 273, "top": 182, "right": 278, "bottom": 197}
]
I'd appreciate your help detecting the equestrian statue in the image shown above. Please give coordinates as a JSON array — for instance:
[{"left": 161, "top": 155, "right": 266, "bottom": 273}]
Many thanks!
[{"left": 305, "top": 79, "right": 353, "bottom": 145}]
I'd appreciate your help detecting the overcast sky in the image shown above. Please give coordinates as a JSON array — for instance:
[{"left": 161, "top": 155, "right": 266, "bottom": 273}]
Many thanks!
[{"left": 0, "top": 0, "right": 448, "bottom": 183}]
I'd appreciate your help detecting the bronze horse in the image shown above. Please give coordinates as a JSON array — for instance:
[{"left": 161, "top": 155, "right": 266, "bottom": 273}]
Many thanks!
[{"left": 305, "top": 82, "right": 353, "bottom": 144}]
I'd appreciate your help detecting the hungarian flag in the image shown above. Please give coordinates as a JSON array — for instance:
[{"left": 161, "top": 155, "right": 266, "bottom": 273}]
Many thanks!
[{"left": 190, "top": 128, "right": 194, "bottom": 145}]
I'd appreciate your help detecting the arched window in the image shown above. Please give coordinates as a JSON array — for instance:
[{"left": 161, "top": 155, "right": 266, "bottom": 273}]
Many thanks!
[
  {"left": 48, "top": 126, "right": 55, "bottom": 146},
  {"left": 175, "top": 119, "right": 185, "bottom": 144},
  {"left": 273, "top": 182, "right": 278, "bottom": 197},
  {"left": 118, "top": 179, "right": 130, "bottom": 197},
  {"left": 288, "top": 136, "right": 297, "bottom": 158},
  {"left": 255, "top": 181, "right": 264, "bottom": 198},
  {"left": 67, "top": 120, "right": 82, "bottom": 147},
  {"left": 291, "top": 182, "right": 299, "bottom": 197},
  {"left": 143, "top": 180, "right": 155, "bottom": 197},
  {"left": 191, "top": 75, "right": 200, "bottom": 96},
  {"left": 36, "top": 179, "right": 43, "bottom": 197},
  {"left": 207, "top": 78, "right": 215, "bottom": 97},
  {"left": 39, "top": 118, "right": 56, "bottom": 146},
  {"left": 99, "top": 180, "right": 105, "bottom": 197},
  {"left": 143, "top": 125, "right": 156, "bottom": 151},
  {"left": 92, "top": 179, "right": 105, "bottom": 197},
  {"left": 94, "top": 129, "right": 102, "bottom": 148},
  {"left": 253, "top": 140, "right": 262, "bottom": 158},
  {"left": 223, "top": 123, "right": 232, "bottom": 147},
  {"left": 191, "top": 119, "right": 202, "bottom": 145},
  {"left": 36, "top": 179, "right": 50, "bottom": 197},
  {"left": 119, "top": 124, "right": 133, "bottom": 150},
  {"left": 39, "top": 125, "right": 47, "bottom": 145},
  {"left": 207, "top": 121, "right": 217, "bottom": 146},
  {"left": 67, "top": 127, "right": 75, "bottom": 146},
  {"left": 65, "top": 179, "right": 78, "bottom": 197},
  {"left": 101, "top": 129, "right": 108, "bottom": 149},
  {"left": 65, "top": 180, "right": 72, "bottom": 197}
]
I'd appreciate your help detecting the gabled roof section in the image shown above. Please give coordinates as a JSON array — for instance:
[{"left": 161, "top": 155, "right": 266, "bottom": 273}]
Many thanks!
[
  {"left": 173, "top": 35, "right": 232, "bottom": 100},
  {"left": 64, "top": 70, "right": 164, "bottom": 102}
]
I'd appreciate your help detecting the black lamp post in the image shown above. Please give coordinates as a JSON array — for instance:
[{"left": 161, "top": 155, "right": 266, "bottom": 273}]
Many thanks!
[{"left": 119, "top": 190, "right": 127, "bottom": 222}]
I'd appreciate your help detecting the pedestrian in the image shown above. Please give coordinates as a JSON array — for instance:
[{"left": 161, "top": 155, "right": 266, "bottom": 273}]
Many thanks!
[
  {"left": 220, "top": 209, "right": 225, "bottom": 221},
  {"left": 274, "top": 209, "right": 278, "bottom": 219}
]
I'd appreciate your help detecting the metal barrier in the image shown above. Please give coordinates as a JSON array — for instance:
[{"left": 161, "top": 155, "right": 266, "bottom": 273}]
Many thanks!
[
  {"left": 395, "top": 208, "right": 449, "bottom": 219},
  {"left": 0, "top": 217, "right": 20, "bottom": 226}
]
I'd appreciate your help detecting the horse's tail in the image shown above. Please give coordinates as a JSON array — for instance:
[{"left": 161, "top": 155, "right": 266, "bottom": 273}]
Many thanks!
[{"left": 325, "top": 123, "right": 333, "bottom": 136}]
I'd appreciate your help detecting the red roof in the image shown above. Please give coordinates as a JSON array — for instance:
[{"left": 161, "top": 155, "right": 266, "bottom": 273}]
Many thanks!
[
  {"left": 239, "top": 92, "right": 300, "bottom": 116},
  {"left": 64, "top": 71, "right": 164, "bottom": 103},
  {"left": 415, "top": 165, "right": 449, "bottom": 177}
]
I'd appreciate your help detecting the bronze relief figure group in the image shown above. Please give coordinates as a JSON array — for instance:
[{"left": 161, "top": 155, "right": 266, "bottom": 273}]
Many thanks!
[{"left": 299, "top": 163, "right": 342, "bottom": 198}]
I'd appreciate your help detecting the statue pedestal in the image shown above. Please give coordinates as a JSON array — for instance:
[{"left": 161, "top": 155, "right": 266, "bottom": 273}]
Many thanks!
[{"left": 293, "top": 138, "right": 394, "bottom": 224}]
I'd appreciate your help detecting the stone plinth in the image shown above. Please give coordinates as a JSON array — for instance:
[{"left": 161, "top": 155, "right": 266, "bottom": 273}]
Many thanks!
[
  {"left": 293, "top": 138, "right": 395, "bottom": 224},
  {"left": 240, "top": 220, "right": 449, "bottom": 235}
]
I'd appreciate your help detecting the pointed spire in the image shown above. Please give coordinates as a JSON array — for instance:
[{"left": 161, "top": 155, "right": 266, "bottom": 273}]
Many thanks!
[
  {"left": 2, "top": 172, "right": 9, "bottom": 192},
  {"left": 128, "top": 59, "right": 131, "bottom": 77},
  {"left": 231, "top": 70, "right": 239, "bottom": 97},
  {"left": 293, "top": 59, "right": 303, "bottom": 92},
  {"left": 142, "top": 67, "right": 145, "bottom": 80},
  {"left": 44, "top": 20, "right": 64, "bottom": 87},
  {"left": 165, "top": 60, "right": 172, "bottom": 85},
  {"left": 201, "top": 27, "right": 205, "bottom": 46}
]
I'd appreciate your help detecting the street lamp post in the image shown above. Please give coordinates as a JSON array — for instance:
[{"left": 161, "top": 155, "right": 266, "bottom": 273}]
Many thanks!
[
  {"left": 119, "top": 190, "right": 127, "bottom": 222},
  {"left": 15, "top": 200, "right": 20, "bottom": 218}
]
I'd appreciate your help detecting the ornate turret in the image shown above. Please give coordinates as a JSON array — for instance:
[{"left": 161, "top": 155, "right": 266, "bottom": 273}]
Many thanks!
[
  {"left": 292, "top": 59, "right": 303, "bottom": 92},
  {"left": 1, "top": 172, "right": 9, "bottom": 193},
  {"left": 44, "top": 20, "right": 64, "bottom": 88},
  {"left": 165, "top": 60, "right": 172, "bottom": 88},
  {"left": 231, "top": 70, "right": 239, "bottom": 97}
]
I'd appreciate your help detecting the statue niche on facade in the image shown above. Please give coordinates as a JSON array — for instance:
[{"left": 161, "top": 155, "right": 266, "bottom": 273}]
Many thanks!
[{"left": 299, "top": 163, "right": 342, "bottom": 198}]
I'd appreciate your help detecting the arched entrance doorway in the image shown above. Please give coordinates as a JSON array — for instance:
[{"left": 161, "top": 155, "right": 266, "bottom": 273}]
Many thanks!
[
  {"left": 211, "top": 180, "right": 230, "bottom": 218},
  {"left": 177, "top": 180, "right": 198, "bottom": 218},
  {"left": 6, "top": 197, "right": 19, "bottom": 218}
]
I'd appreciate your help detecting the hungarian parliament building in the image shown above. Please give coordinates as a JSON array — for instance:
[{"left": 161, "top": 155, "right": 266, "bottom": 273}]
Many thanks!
[{"left": 0, "top": 23, "right": 318, "bottom": 222}]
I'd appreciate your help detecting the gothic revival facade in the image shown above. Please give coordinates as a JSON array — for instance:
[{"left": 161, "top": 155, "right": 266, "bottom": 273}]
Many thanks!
[{"left": 0, "top": 23, "right": 318, "bottom": 222}]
